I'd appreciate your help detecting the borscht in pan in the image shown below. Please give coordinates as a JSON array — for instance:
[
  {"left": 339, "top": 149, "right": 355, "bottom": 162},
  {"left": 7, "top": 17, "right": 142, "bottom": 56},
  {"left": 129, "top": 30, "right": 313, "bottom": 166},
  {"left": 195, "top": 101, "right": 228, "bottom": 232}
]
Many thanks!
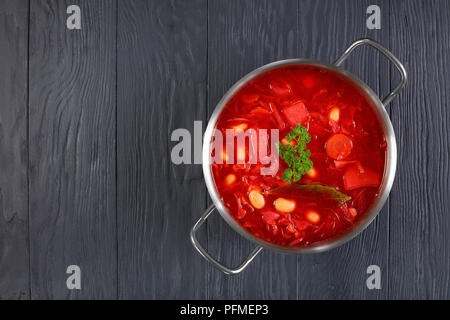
[{"left": 211, "top": 65, "right": 386, "bottom": 247}]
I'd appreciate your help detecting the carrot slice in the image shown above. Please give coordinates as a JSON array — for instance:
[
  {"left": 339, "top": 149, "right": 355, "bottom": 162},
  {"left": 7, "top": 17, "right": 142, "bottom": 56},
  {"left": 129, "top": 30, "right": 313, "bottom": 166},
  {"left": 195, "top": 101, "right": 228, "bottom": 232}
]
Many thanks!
[
  {"left": 282, "top": 101, "right": 309, "bottom": 126},
  {"left": 343, "top": 166, "right": 380, "bottom": 190},
  {"left": 325, "top": 133, "right": 353, "bottom": 160}
]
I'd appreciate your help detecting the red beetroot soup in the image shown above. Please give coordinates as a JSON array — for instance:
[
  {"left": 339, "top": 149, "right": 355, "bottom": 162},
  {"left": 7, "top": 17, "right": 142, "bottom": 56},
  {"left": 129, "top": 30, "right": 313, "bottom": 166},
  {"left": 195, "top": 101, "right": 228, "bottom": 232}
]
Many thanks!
[{"left": 211, "top": 65, "right": 386, "bottom": 247}]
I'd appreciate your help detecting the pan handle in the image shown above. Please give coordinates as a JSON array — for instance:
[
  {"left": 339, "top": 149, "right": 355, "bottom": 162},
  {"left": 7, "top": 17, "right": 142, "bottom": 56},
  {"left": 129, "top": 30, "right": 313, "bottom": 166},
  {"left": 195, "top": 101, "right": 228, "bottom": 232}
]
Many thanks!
[
  {"left": 334, "top": 38, "right": 407, "bottom": 106},
  {"left": 190, "top": 205, "right": 263, "bottom": 275}
]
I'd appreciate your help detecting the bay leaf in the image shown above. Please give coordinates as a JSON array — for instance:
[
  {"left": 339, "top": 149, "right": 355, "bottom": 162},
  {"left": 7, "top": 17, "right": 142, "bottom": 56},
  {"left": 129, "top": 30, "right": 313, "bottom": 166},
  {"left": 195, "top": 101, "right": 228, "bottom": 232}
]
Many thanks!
[{"left": 265, "top": 184, "right": 351, "bottom": 206}]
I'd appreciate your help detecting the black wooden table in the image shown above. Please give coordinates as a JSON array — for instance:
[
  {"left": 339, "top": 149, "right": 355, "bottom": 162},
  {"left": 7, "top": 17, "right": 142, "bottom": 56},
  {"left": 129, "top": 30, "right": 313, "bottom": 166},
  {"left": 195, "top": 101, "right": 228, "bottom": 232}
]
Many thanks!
[{"left": 0, "top": 0, "right": 449, "bottom": 300}]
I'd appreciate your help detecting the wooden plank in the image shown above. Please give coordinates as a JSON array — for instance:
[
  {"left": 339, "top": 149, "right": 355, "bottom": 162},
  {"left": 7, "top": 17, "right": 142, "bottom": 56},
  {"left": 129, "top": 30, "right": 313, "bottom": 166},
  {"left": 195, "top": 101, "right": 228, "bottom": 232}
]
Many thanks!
[
  {"left": 29, "top": 0, "right": 117, "bottom": 299},
  {"left": 295, "top": 0, "right": 390, "bottom": 299},
  {"left": 117, "top": 0, "right": 208, "bottom": 299},
  {"left": 389, "top": 0, "right": 450, "bottom": 299},
  {"left": 207, "top": 0, "right": 298, "bottom": 299},
  {"left": 0, "top": 0, "right": 29, "bottom": 300}
]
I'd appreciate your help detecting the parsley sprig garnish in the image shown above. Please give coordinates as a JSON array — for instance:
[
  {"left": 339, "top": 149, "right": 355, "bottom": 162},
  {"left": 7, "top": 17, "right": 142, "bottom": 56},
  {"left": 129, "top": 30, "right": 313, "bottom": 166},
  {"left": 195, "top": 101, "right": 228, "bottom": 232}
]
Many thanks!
[{"left": 277, "top": 124, "right": 313, "bottom": 183}]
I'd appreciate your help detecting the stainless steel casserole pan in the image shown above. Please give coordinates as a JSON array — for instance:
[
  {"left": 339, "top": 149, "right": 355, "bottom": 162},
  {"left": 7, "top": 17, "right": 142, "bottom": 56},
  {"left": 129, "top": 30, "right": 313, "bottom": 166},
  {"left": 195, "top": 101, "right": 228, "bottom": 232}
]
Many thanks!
[{"left": 191, "top": 39, "right": 407, "bottom": 275}]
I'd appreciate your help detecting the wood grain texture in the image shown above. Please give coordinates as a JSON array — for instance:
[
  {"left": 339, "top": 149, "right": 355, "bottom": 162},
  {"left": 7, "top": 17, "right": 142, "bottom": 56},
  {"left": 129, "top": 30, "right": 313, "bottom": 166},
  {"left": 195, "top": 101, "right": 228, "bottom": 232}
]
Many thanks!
[
  {"left": 295, "top": 0, "right": 390, "bottom": 299},
  {"left": 29, "top": 0, "right": 117, "bottom": 299},
  {"left": 0, "top": 0, "right": 448, "bottom": 300},
  {"left": 0, "top": 0, "right": 29, "bottom": 300},
  {"left": 117, "top": 0, "right": 208, "bottom": 299},
  {"left": 389, "top": 0, "right": 450, "bottom": 299},
  {"left": 207, "top": 0, "right": 298, "bottom": 299}
]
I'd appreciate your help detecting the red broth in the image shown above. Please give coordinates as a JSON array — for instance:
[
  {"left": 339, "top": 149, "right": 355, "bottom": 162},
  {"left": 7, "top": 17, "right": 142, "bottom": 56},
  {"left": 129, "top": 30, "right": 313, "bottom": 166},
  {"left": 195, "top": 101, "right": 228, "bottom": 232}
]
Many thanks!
[{"left": 211, "top": 65, "right": 386, "bottom": 247}]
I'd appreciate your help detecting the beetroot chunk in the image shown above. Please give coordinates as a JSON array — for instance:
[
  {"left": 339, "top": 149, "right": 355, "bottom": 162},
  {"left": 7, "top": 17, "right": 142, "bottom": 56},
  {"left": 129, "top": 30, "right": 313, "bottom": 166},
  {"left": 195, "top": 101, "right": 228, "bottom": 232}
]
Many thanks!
[
  {"left": 343, "top": 166, "right": 380, "bottom": 190},
  {"left": 282, "top": 101, "right": 309, "bottom": 126}
]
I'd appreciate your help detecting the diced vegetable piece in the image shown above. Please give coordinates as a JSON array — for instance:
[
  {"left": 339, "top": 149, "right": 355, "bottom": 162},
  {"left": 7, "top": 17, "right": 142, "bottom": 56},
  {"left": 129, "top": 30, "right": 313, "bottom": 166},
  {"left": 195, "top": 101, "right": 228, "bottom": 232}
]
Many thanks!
[
  {"left": 325, "top": 133, "right": 353, "bottom": 160},
  {"left": 225, "top": 174, "right": 236, "bottom": 185},
  {"left": 329, "top": 107, "right": 340, "bottom": 122},
  {"left": 274, "top": 198, "right": 296, "bottom": 213},
  {"left": 306, "top": 166, "right": 318, "bottom": 178},
  {"left": 343, "top": 166, "right": 380, "bottom": 190},
  {"left": 249, "top": 189, "right": 265, "bottom": 209},
  {"left": 349, "top": 207, "right": 358, "bottom": 218},
  {"left": 334, "top": 160, "right": 364, "bottom": 172},
  {"left": 233, "top": 123, "right": 248, "bottom": 132},
  {"left": 306, "top": 211, "right": 321, "bottom": 223},
  {"left": 282, "top": 101, "right": 309, "bottom": 126}
]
